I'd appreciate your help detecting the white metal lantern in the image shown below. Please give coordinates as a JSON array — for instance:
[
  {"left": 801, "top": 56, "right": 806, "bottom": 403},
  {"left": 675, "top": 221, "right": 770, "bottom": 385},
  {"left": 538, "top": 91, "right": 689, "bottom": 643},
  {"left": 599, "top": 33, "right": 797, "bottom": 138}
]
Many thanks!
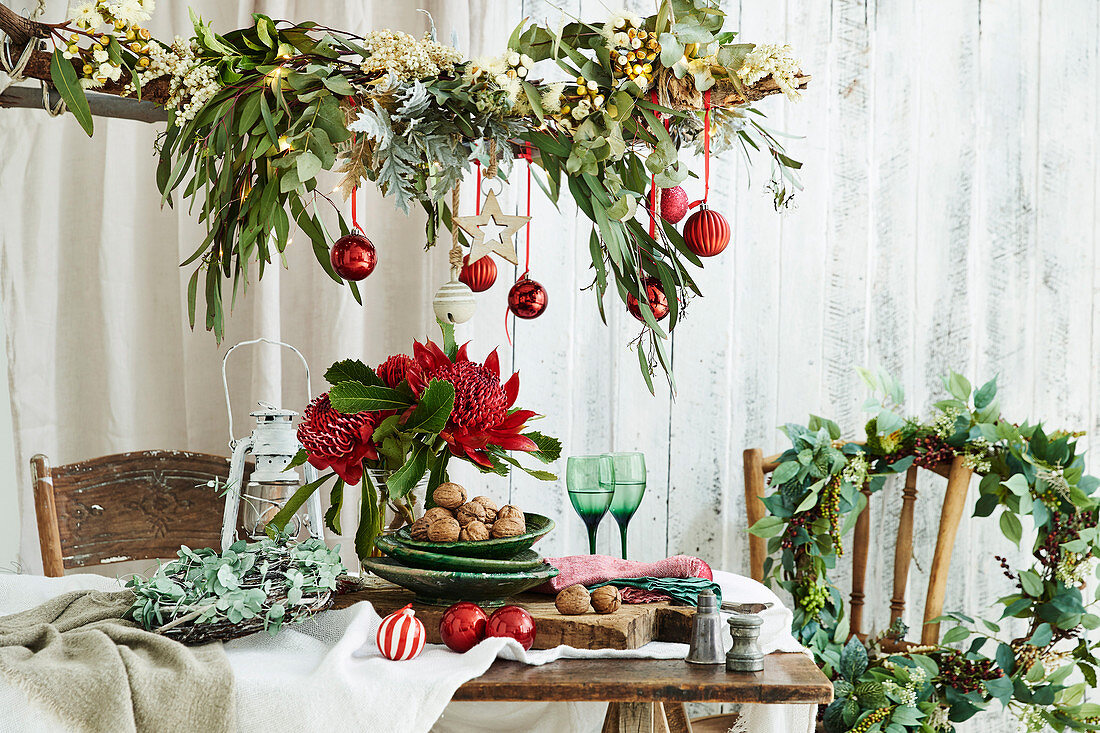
[{"left": 219, "top": 338, "right": 325, "bottom": 550}]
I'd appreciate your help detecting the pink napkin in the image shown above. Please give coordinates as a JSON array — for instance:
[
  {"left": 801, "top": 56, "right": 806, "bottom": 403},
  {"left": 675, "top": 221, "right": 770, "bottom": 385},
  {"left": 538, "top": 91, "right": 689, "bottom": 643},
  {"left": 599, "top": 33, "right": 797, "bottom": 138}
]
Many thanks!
[{"left": 536, "top": 554, "right": 714, "bottom": 603}]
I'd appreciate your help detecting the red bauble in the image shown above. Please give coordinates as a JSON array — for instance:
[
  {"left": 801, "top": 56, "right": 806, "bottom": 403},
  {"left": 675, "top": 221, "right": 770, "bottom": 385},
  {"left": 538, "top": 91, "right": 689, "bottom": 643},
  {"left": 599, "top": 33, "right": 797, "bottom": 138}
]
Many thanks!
[
  {"left": 330, "top": 233, "right": 377, "bottom": 281},
  {"left": 486, "top": 605, "right": 536, "bottom": 650},
  {"left": 459, "top": 255, "right": 497, "bottom": 293},
  {"left": 683, "top": 207, "right": 730, "bottom": 257},
  {"left": 626, "top": 277, "right": 670, "bottom": 322},
  {"left": 659, "top": 186, "right": 689, "bottom": 224},
  {"left": 439, "top": 602, "right": 489, "bottom": 653},
  {"left": 507, "top": 278, "right": 548, "bottom": 320}
]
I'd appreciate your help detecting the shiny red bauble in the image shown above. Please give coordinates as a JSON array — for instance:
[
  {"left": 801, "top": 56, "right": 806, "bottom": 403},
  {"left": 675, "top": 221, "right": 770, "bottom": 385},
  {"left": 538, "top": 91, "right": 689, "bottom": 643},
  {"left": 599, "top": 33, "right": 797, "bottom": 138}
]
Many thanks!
[
  {"left": 486, "top": 605, "right": 536, "bottom": 650},
  {"left": 330, "top": 232, "right": 377, "bottom": 280},
  {"left": 659, "top": 186, "right": 689, "bottom": 224},
  {"left": 626, "top": 277, "right": 670, "bottom": 322},
  {"left": 507, "top": 277, "right": 548, "bottom": 320},
  {"left": 439, "top": 602, "right": 489, "bottom": 653},
  {"left": 683, "top": 206, "right": 730, "bottom": 257},
  {"left": 458, "top": 254, "right": 497, "bottom": 293}
]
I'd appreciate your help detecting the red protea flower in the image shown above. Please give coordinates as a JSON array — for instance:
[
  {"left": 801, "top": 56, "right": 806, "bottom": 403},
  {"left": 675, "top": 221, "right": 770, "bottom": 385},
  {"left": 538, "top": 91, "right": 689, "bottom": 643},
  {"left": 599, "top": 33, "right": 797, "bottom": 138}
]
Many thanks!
[
  {"left": 297, "top": 392, "right": 378, "bottom": 485},
  {"left": 377, "top": 354, "right": 414, "bottom": 388},
  {"left": 407, "top": 339, "right": 537, "bottom": 468}
]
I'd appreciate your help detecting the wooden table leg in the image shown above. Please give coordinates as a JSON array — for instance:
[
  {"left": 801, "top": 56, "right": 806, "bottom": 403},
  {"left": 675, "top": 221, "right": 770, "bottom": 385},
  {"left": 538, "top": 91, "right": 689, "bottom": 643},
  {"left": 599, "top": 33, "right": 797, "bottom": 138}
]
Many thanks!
[
  {"left": 618, "top": 702, "right": 656, "bottom": 732},
  {"left": 662, "top": 702, "right": 693, "bottom": 733}
]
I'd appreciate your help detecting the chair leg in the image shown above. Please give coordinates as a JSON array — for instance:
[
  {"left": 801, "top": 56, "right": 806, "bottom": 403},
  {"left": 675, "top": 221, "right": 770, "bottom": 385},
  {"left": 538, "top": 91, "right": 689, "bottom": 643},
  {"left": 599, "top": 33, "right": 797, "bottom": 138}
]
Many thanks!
[
  {"left": 617, "top": 702, "right": 657, "bottom": 733},
  {"left": 602, "top": 702, "right": 620, "bottom": 733}
]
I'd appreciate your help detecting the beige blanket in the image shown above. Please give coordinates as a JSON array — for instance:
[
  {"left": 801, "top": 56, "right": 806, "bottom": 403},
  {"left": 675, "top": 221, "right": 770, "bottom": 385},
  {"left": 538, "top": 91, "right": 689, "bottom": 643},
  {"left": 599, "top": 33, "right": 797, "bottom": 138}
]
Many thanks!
[{"left": 0, "top": 589, "right": 235, "bottom": 733}]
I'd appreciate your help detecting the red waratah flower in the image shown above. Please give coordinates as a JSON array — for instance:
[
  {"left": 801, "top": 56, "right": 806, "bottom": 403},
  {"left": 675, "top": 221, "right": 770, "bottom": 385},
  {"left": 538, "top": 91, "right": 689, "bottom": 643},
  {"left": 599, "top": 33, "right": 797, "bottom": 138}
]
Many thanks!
[
  {"left": 407, "top": 339, "right": 538, "bottom": 468},
  {"left": 377, "top": 354, "right": 414, "bottom": 388},
  {"left": 297, "top": 392, "right": 378, "bottom": 485}
]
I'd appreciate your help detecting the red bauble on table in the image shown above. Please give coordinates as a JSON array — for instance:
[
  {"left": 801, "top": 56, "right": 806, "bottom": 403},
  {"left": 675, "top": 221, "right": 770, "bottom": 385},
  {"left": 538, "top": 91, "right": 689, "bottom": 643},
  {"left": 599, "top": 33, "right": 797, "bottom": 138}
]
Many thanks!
[
  {"left": 439, "top": 601, "right": 489, "bottom": 653},
  {"left": 507, "top": 277, "right": 548, "bottom": 319},
  {"left": 659, "top": 186, "right": 689, "bottom": 224},
  {"left": 626, "top": 277, "right": 670, "bottom": 322},
  {"left": 683, "top": 206, "right": 730, "bottom": 257},
  {"left": 330, "top": 232, "right": 377, "bottom": 280},
  {"left": 459, "top": 254, "right": 497, "bottom": 293},
  {"left": 486, "top": 605, "right": 536, "bottom": 650}
]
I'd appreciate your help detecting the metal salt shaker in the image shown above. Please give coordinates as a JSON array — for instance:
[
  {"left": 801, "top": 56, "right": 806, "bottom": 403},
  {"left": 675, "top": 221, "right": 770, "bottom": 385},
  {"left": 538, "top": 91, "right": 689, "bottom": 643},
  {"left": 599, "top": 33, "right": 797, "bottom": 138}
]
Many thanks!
[
  {"left": 685, "top": 589, "right": 725, "bottom": 665},
  {"left": 726, "top": 612, "right": 764, "bottom": 673}
]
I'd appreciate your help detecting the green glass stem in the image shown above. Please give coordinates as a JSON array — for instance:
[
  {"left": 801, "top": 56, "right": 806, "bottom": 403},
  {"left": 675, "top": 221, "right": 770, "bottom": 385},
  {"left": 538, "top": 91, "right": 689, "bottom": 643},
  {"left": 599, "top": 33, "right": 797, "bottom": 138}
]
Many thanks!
[{"left": 618, "top": 523, "right": 629, "bottom": 560}]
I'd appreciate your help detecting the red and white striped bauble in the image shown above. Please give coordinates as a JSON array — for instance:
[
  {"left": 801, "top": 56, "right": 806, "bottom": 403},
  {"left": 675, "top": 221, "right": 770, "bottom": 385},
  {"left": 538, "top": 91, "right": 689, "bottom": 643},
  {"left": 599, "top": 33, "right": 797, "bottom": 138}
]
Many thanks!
[{"left": 376, "top": 604, "right": 426, "bottom": 661}]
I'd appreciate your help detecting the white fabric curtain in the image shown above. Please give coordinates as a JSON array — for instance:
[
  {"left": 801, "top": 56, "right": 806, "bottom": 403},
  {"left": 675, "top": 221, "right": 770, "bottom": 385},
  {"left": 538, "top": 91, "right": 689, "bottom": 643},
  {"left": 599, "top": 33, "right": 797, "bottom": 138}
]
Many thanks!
[{"left": 0, "top": 0, "right": 508, "bottom": 572}]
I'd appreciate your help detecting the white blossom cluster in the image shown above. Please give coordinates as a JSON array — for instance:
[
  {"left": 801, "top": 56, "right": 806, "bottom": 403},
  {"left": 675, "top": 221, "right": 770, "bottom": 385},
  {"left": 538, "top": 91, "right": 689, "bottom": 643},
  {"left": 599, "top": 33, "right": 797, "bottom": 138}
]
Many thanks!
[
  {"left": 131, "top": 38, "right": 219, "bottom": 124},
  {"left": 841, "top": 453, "right": 869, "bottom": 487},
  {"left": 1016, "top": 705, "right": 1050, "bottom": 733},
  {"left": 63, "top": 0, "right": 155, "bottom": 89},
  {"left": 359, "top": 30, "right": 462, "bottom": 81},
  {"left": 465, "top": 52, "right": 535, "bottom": 112},
  {"left": 737, "top": 43, "right": 803, "bottom": 100},
  {"left": 70, "top": 0, "right": 153, "bottom": 30},
  {"left": 927, "top": 704, "right": 951, "bottom": 731},
  {"left": 961, "top": 437, "right": 993, "bottom": 472},
  {"left": 1056, "top": 550, "right": 1096, "bottom": 586},
  {"left": 932, "top": 406, "right": 964, "bottom": 439}
]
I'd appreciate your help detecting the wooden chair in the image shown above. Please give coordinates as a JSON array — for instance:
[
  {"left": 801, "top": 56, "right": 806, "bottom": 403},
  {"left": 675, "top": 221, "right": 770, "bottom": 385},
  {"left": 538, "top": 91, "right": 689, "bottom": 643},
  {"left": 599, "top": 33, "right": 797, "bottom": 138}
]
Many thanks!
[
  {"left": 744, "top": 448, "right": 974, "bottom": 646},
  {"left": 31, "top": 450, "right": 242, "bottom": 577}
]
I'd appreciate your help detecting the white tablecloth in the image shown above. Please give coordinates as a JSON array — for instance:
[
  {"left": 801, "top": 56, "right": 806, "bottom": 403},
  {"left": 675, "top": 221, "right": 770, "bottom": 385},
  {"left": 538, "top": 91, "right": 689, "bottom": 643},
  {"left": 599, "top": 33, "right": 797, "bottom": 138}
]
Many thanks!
[{"left": 0, "top": 570, "right": 817, "bottom": 733}]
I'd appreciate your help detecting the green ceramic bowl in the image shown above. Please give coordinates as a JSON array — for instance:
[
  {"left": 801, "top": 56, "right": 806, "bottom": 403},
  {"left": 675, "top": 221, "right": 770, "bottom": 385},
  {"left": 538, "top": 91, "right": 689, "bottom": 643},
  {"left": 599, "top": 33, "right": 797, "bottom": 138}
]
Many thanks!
[
  {"left": 376, "top": 533, "right": 547, "bottom": 573},
  {"left": 392, "top": 512, "right": 554, "bottom": 559},
  {"left": 360, "top": 556, "right": 559, "bottom": 607}
]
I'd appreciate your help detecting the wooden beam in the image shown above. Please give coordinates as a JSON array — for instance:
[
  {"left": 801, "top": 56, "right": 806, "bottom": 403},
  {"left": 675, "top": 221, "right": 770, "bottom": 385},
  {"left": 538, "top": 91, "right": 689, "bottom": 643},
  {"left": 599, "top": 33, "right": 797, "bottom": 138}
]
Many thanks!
[
  {"left": 0, "top": 84, "right": 169, "bottom": 122},
  {"left": 0, "top": 2, "right": 49, "bottom": 45}
]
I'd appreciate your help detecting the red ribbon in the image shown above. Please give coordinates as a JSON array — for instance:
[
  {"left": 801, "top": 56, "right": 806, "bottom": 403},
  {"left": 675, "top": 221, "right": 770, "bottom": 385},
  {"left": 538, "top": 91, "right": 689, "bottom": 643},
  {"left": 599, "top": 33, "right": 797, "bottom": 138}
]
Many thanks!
[
  {"left": 506, "top": 145, "right": 536, "bottom": 345},
  {"left": 475, "top": 161, "right": 481, "bottom": 215},
  {"left": 351, "top": 187, "right": 361, "bottom": 233},
  {"left": 689, "top": 89, "right": 712, "bottom": 210}
]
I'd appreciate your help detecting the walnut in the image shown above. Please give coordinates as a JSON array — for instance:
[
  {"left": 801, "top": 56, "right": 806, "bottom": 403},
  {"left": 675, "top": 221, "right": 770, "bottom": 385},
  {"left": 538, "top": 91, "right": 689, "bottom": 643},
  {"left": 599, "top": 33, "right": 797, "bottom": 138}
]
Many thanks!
[
  {"left": 423, "top": 507, "right": 454, "bottom": 524},
  {"left": 496, "top": 504, "right": 524, "bottom": 522},
  {"left": 409, "top": 517, "right": 431, "bottom": 541},
  {"left": 555, "top": 584, "right": 591, "bottom": 615},
  {"left": 459, "top": 520, "right": 490, "bottom": 542},
  {"left": 491, "top": 517, "right": 526, "bottom": 538},
  {"left": 471, "top": 496, "right": 498, "bottom": 523},
  {"left": 591, "top": 585, "right": 621, "bottom": 614},
  {"left": 456, "top": 501, "right": 487, "bottom": 527},
  {"left": 433, "top": 482, "right": 467, "bottom": 510},
  {"left": 426, "top": 516, "right": 460, "bottom": 542}
]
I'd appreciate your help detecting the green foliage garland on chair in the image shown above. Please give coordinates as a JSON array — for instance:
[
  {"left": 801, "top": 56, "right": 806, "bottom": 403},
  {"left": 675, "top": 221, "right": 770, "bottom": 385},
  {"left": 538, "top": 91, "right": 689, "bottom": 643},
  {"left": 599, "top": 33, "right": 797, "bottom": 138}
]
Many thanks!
[{"left": 751, "top": 371, "right": 1100, "bottom": 732}]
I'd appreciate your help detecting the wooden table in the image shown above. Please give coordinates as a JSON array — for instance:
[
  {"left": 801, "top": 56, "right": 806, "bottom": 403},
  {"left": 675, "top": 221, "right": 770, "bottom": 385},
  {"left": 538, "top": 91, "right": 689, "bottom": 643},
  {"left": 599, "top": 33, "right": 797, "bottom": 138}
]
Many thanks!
[
  {"left": 451, "top": 654, "right": 832, "bottom": 732},
  {"left": 334, "top": 582, "right": 833, "bottom": 732}
]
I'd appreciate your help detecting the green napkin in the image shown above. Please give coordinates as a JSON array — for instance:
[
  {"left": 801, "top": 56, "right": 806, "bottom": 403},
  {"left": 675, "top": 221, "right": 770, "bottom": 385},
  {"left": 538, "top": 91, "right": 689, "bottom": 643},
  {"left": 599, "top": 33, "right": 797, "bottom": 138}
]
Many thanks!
[{"left": 589, "top": 576, "right": 722, "bottom": 606}]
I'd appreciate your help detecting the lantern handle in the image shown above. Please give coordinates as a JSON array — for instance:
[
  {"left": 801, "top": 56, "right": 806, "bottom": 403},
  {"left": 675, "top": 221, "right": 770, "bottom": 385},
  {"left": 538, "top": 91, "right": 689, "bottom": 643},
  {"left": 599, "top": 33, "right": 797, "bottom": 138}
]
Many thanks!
[{"left": 222, "top": 338, "right": 312, "bottom": 444}]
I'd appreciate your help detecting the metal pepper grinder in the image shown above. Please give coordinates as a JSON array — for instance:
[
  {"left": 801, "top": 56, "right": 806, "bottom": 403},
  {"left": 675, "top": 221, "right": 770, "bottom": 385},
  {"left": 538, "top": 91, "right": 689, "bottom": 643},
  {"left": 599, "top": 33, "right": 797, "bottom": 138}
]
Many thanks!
[
  {"left": 685, "top": 589, "right": 725, "bottom": 665},
  {"left": 726, "top": 612, "right": 765, "bottom": 672}
]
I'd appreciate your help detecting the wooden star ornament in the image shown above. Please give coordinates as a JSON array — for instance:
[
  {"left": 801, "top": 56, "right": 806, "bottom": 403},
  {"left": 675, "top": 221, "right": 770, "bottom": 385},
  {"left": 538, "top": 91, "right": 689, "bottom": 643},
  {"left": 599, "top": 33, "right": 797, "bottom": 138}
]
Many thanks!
[{"left": 453, "top": 190, "right": 529, "bottom": 266}]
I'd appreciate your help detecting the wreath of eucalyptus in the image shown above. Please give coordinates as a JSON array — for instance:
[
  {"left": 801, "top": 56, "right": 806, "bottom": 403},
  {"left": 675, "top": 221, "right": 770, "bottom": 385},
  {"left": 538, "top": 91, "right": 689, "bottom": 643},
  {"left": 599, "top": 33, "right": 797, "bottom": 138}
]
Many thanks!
[{"left": 750, "top": 370, "right": 1100, "bottom": 733}]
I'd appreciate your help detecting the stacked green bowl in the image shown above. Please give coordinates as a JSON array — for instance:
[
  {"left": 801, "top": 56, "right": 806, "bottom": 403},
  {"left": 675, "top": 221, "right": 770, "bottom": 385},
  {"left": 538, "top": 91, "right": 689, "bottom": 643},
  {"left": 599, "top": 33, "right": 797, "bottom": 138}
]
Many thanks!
[{"left": 362, "top": 512, "right": 558, "bottom": 607}]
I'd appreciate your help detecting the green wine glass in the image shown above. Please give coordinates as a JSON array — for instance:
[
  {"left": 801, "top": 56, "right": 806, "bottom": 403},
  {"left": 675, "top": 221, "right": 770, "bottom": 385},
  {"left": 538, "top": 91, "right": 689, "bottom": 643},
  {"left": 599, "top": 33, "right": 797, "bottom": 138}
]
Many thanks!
[
  {"left": 601, "top": 452, "right": 647, "bottom": 559},
  {"left": 566, "top": 455, "right": 615, "bottom": 554}
]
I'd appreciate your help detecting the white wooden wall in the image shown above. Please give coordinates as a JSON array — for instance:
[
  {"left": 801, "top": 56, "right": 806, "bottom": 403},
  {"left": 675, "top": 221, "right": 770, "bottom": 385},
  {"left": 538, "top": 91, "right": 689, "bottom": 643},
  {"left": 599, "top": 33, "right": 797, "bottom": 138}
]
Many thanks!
[{"left": 445, "top": 2, "right": 1099, "bottom": 727}]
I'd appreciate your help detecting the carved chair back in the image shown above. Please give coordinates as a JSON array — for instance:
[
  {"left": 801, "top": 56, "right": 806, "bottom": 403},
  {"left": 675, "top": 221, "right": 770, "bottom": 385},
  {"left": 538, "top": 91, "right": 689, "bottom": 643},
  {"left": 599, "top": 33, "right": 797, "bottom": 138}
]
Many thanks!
[
  {"left": 31, "top": 450, "right": 243, "bottom": 577},
  {"left": 743, "top": 448, "right": 974, "bottom": 646}
]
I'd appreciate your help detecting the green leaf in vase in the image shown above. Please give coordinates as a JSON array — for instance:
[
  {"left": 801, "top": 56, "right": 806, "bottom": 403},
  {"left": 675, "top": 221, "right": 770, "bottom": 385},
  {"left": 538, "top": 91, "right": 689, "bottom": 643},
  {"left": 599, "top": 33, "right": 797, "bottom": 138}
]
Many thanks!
[
  {"left": 402, "top": 380, "right": 455, "bottom": 434},
  {"left": 329, "top": 381, "right": 414, "bottom": 412}
]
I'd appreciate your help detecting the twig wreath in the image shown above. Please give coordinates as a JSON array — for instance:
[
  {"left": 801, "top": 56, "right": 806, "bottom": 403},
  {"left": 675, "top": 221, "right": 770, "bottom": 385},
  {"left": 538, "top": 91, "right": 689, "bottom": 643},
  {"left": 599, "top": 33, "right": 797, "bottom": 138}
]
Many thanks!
[
  {"left": 750, "top": 370, "right": 1100, "bottom": 732},
  {"left": 0, "top": 0, "right": 808, "bottom": 388}
]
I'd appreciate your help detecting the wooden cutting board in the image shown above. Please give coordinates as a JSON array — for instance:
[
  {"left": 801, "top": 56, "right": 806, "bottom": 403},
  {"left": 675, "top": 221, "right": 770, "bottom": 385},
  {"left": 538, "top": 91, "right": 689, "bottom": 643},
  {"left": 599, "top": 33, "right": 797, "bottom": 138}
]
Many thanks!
[{"left": 332, "top": 580, "right": 697, "bottom": 650}]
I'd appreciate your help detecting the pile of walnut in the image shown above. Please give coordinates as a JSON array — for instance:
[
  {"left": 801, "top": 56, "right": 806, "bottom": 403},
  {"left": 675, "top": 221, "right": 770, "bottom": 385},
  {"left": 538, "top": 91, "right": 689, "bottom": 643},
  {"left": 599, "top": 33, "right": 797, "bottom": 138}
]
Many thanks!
[
  {"left": 555, "top": 584, "right": 622, "bottom": 615},
  {"left": 408, "top": 482, "right": 527, "bottom": 542}
]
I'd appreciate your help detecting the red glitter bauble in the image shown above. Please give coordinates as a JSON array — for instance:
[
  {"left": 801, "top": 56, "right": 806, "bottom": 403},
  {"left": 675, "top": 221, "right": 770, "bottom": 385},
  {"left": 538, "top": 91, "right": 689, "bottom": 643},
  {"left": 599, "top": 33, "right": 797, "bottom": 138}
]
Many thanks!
[
  {"left": 459, "top": 254, "right": 497, "bottom": 293},
  {"left": 330, "top": 233, "right": 377, "bottom": 281},
  {"left": 486, "top": 605, "right": 536, "bottom": 650},
  {"left": 659, "top": 186, "right": 689, "bottom": 224},
  {"left": 439, "top": 602, "right": 489, "bottom": 653},
  {"left": 626, "top": 277, "right": 670, "bottom": 322},
  {"left": 683, "top": 207, "right": 730, "bottom": 257},
  {"left": 507, "top": 278, "right": 548, "bottom": 319}
]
